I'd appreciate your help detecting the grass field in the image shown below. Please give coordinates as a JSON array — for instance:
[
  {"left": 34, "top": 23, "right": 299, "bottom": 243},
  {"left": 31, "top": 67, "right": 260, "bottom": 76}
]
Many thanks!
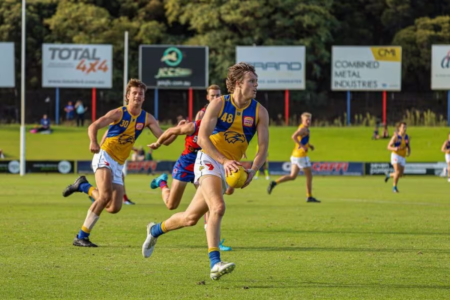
[
  {"left": 1, "top": 125, "right": 449, "bottom": 162},
  {"left": 1, "top": 174, "right": 449, "bottom": 299}
]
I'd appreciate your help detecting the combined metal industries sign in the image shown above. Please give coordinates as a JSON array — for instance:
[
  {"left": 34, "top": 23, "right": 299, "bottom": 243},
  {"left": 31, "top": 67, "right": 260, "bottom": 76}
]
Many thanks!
[
  {"left": 0, "top": 42, "right": 15, "bottom": 87},
  {"left": 139, "top": 45, "right": 208, "bottom": 89},
  {"left": 42, "top": 44, "right": 112, "bottom": 88},
  {"left": 431, "top": 45, "right": 450, "bottom": 90},
  {"left": 332, "top": 46, "right": 402, "bottom": 91},
  {"left": 236, "top": 46, "right": 305, "bottom": 90}
]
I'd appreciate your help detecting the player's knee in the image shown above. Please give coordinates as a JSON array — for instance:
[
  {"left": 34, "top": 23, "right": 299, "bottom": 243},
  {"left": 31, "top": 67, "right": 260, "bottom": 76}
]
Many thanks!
[
  {"left": 96, "top": 195, "right": 111, "bottom": 205},
  {"left": 166, "top": 202, "right": 179, "bottom": 210},
  {"left": 184, "top": 214, "right": 200, "bottom": 227},
  {"left": 209, "top": 203, "right": 226, "bottom": 217},
  {"left": 107, "top": 206, "right": 121, "bottom": 214}
]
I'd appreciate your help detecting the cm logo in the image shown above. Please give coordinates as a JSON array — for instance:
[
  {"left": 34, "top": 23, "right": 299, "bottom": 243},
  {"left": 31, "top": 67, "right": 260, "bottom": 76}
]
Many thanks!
[
  {"left": 377, "top": 48, "right": 397, "bottom": 58},
  {"left": 251, "top": 62, "right": 302, "bottom": 71}
]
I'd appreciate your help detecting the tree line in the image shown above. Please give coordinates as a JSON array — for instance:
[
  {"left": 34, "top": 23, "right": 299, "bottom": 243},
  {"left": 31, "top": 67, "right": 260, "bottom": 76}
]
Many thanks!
[{"left": 1, "top": 0, "right": 450, "bottom": 103}]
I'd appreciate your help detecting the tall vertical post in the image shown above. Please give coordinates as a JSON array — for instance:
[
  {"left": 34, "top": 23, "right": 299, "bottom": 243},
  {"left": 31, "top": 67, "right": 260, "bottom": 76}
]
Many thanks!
[
  {"left": 383, "top": 91, "right": 387, "bottom": 125},
  {"left": 347, "top": 91, "right": 351, "bottom": 126},
  {"left": 154, "top": 88, "right": 159, "bottom": 120},
  {"left": 123, "top": 31, "right": 128, "bottom": 106},
  {"left": 55, "top": 87, "right": 60, "bottom": 125},
  {"left": 285, "top": 90, "right": 289, "bottom": 126},
  {"left": 20, "top": 0, "right": 26, "bottom": 176},
  {"left": 92, "top": 87, "right": 96, "bottom": 122},
  {"left": 189, "top": 88, "right": 193, "bottom": 121}
]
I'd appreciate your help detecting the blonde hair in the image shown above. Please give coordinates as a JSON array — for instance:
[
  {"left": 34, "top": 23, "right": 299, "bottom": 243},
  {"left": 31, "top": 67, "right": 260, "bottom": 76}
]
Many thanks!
[
  {"left": 301, "top": 112, "right": 312, "bottom": 119},
  {"left": 207, "top": 84, "right": 220, "bottom": 93},
  {"left": 125, "top": 79, "right": 147, "bottom": 104},
  {"left": 225, "top": 62, "right": 256, "bottom": 93}
]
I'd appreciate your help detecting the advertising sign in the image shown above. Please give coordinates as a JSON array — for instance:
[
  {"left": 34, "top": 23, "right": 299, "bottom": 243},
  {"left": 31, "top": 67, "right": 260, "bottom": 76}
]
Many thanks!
[
  {"left": 26, "top": 161, "right": 74, "bottom": 174},
  {"left": 332, "top": 46, "right": 402, "bottom": 91},
  {"left": 0, "top": 160, "right": 20, "bottom": 174},
  {"left": 140, "top": 45, "right": 208, "bottom": 89},
  {"left": 431, "top": 45, "right": 450, "bottom": 90},
  {"left": 236, "top": 46, "right": 305, "bottom": 90},
  {"left": 42, "top": 44, "right": 112, "bottom": 88},
  {"left": 365, "top": 162, "right": 447, "bottom": 176},
  {"left": 0, "top": 42, "right": 15, "bottom": 87}
]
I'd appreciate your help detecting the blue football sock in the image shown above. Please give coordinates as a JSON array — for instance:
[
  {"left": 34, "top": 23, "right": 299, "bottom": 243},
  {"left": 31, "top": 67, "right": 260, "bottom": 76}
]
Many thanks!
[
  {"left": 150, "top": 222, "right": 166, "bottom": 238},
  {"left": 209, "top": 250, "right": 221, "bottom": 269},
  {"left": 78, "top": 229, "right": 90, "bottom": 239},
  {"left": 79, "top": 182, "right": 92, "bottom": 194}
]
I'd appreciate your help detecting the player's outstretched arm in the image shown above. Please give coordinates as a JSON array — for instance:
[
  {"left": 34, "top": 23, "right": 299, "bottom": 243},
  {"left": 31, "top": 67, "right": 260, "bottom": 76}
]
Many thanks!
[
  {"left": 242, "top": 105, "right": 269, "bottom": 188},
  {"left": 149, "top": 123, "right": 196, "bottom": 150},
  {"left": 146, "top": 113, "right": 177, "bottom": 145},
  {"left": 88, "top": 108, "right": 122, "bottom": 153},
  {"left": 195, "top": 110, "right": 205, "bottom": 121}
]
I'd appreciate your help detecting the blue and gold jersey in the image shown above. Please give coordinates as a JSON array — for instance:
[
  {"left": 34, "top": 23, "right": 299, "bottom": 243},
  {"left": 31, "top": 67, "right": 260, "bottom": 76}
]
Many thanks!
[
  {"left": 393, "top": 134, "right": 409, "bottom": 157},
  {"left": 101, "top": 106, "right": 148, "bottom": 164},
  {"left": 292, "top": 124, "right": 310, "bottom": 158},
  {"left": 208, "top": 95, "right": 259, "bottom": 161}
]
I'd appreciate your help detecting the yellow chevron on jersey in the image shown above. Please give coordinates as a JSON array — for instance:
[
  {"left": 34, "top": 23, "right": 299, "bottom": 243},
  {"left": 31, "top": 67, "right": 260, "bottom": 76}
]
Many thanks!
[
  {"left": 208, "top": 95, "right": 259, "bottom": 161},
  {"left": 101, "top": 106, "right": 148, "bottom": 164},
  {"left": 291, "top": 124, "right": 310, "bottom": 158}
]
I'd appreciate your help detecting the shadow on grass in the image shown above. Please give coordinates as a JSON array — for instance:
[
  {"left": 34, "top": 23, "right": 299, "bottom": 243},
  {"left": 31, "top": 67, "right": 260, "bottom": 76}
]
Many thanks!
[
  {"left": 246, "top": 282, "right": 450, "bottom": 290},
  {"left": 253, "top": 229, "right": 450, "bottom": 237}
]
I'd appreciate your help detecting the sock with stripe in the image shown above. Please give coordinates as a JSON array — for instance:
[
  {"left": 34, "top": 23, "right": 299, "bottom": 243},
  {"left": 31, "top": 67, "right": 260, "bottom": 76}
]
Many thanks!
[
  {"left": 160, "top": 181, "right": 168, "bottom": 189},
  {"left": 150, "top": 221, "right": 167, "bottom": 238},
  {"left": 79, "top": 182, "right": 93, "bottom": 194},
  {"left": 77, "top": 210, "right": 99, "bottom": 239},
  {"left": 209, "top": 247, "right": 221, "bottom": 268}
]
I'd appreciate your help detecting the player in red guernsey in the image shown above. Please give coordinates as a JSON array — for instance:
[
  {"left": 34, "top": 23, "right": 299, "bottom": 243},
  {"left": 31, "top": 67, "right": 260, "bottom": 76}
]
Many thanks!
[{"left": 149, "top": 120, "right": 202, "bottom": 210}]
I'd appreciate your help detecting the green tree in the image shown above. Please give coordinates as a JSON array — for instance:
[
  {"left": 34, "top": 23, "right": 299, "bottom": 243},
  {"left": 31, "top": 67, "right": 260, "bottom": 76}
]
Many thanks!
[{"left": 393, "top": 15, "right": 450, "bottom": 91}]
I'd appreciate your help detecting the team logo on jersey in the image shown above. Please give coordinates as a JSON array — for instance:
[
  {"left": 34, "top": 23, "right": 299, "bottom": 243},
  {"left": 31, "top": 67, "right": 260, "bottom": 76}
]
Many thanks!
[
  {"left": 224, "top": 131, "right": 245, "bottom": 144},
  {"left": 243, "top": 116, "right": 254, "bottom": 127},
  {"left": 118, "top": 134, "right": 135, "bottom": 145},
  {"left": 135, "top": 122, "right": 144, "bottom": 130}
]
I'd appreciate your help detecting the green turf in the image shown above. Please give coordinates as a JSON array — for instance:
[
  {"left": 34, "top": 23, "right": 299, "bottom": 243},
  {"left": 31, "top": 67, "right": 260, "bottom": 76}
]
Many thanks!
[
  {"left": 1, "top": 125, "right": 449, "bottom": 162},
  {"left": 1, "top": 174, "right": 449, "bottom": 299}
]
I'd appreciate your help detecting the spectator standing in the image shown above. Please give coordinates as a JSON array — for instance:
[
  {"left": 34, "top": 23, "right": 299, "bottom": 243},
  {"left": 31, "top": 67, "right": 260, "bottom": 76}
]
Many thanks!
[{"left": 75, "top": 100, "right": 88, "bottom": 127}]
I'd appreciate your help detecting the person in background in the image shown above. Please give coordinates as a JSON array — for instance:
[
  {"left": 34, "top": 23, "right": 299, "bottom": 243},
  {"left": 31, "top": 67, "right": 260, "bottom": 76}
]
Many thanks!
[
  {"left": 195, "top": 84, "right": 221, "bottom": 121},
  {"left": 65, "top": 101, "right": 75, "bottom": 124},
  {"left": 385, "top": 122, "right": 410, "bottom": 193},
  {"left": 0, "top": 149, "right": 4, "bottom": 159},
  {"left": 372, "top": 123, "right": 380, "bottom": 140},
  {"left": 75, "top": 100, "right": 88, "bottom": 127},
  {"left": 382, "top": 124, "right": 390, "bottom": 139},
  {"left": 132, "top": 146, "right": 146, "bottom": 161},
  {"left": 37, "top": 114, "right": 51, "bottom": 133},
  {"left": 441, "top": 132, "right": 450, "bottom": 182}
]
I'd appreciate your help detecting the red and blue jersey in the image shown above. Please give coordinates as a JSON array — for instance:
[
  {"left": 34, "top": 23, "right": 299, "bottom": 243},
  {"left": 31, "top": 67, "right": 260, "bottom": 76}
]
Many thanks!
[
  {"left": 181, "top": 120, "right": 202, "bottom": 157},
  {"left": 172, "top": 120, "right": 202, "bottom": 183}
]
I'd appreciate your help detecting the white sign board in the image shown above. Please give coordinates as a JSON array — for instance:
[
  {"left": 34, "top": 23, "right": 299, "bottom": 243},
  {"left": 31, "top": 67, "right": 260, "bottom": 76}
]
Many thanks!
[
  {"left": 332, "top": 46, "right": 402, "bottom": 91},
  {"left": 0, "top": 42, "right": 15, "bottom": 87},
  {"left": 42, "top": 44, "right": 112, "bottom": 88},
  {"left": 236, "top": 46, "right": 305, "bottom": 90},
  {"left": 431, "top": 45, "right": 450, "bottom": 90}
]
